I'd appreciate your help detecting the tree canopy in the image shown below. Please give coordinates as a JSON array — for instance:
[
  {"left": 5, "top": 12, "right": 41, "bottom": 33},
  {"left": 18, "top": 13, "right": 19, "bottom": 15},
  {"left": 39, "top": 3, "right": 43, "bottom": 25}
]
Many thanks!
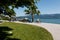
[
  {"left": 0, "top": 0, "right": 39, "bottom": 14},
  {"left": 0, "top": 0, "right": 40, "bottom": 20},
  {"left": 0, "top": 0, "right": 38, "bottom": 9},
  {"left": 24, "top": 4, "right": 40, "bottom": 22}
]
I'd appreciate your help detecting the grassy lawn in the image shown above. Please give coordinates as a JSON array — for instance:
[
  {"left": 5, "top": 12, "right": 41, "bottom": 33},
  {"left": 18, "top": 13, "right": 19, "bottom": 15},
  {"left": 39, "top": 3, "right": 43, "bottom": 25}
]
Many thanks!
[{"left": 0, "top": 22, "right": 53, "bottom": 40}]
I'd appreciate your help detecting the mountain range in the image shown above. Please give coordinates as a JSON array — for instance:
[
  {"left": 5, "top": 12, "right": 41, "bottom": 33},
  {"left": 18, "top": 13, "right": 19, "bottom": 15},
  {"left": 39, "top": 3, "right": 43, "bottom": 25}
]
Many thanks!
[{"left": 39, "top": 14, "right": 60, "bottom": 19}]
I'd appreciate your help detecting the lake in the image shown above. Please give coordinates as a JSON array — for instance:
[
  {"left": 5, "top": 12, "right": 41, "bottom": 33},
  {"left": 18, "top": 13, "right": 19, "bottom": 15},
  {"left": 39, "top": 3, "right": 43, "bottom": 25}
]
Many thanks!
[
  {"left": 16, "top": 17, "right": 60, "bottom": 24},
  {"left": 40, "top": 19, "right": 60, "bottom": 24}
]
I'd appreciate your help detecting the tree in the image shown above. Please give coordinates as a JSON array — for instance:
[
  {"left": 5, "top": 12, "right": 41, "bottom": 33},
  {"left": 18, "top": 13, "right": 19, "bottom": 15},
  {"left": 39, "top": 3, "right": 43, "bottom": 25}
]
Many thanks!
[
  {"left": 0, "top": 7, "right": 5, "bottom": 20},
  {"left": 0, "top": 6, "right": 16, "bottom": 20},
  {"left": 0, "top": 0, "right": 37, "bottom": 9},
  {"left": 6, "top": 9, "right": 15, "bottom": 17},
  {"left": 5, "top": 8, "right": 16, "bottom": 21},
  {"left": 0, "top": 0, "right": 36, "bottom": 14},
  {"left": 24, "top": 4, "right": 40, "bottom": 22},
  {"left": 36, "top": 10, "right": 40, "bottom": 22},
  {"left": 0, "top": 0, "right": 40, "bottom": 21}
]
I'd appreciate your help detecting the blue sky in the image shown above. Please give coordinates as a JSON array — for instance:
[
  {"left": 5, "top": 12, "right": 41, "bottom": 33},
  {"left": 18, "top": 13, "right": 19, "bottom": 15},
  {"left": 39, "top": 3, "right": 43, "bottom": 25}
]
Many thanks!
[{"left": 14, "top": 0, "right": 60, "bottom": 16}]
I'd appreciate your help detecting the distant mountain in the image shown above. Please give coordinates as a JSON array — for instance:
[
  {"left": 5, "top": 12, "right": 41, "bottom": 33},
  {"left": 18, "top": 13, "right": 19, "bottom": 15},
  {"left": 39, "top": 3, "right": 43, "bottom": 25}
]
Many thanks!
[
  {"left": 39, "top": 14, "right": 60, "bottom": 19},
  {"left": 16, "top": 14, "right": 60, "bottom": 20}
]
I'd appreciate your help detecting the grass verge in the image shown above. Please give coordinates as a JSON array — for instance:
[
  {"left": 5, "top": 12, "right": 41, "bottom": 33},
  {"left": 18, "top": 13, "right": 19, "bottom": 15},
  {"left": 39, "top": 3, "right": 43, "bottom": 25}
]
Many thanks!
[{"left": 0, "top": 22, "right": 53, "bottom": 40}]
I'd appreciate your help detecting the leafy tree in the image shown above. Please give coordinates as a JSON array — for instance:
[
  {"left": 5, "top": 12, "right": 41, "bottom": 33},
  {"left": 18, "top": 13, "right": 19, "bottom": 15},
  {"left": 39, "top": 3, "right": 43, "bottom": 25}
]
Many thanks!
[
  {"left": 0, "top": 0, "right": 40, "bottom": 20},
  {"left": 0, "top": 0, "right": 37, "bottom": 9},
  {"left": 36, "top": 10, "right": 40, "bottom": 22},
  {"left": 0, "top": 6, "right": 15, "bottom": 20},
  {"left": 0, "top": 0, "right": 36, "bottom": 14},
  {"left": 24, "top": 4, "right": 40, "bottom": 22}
]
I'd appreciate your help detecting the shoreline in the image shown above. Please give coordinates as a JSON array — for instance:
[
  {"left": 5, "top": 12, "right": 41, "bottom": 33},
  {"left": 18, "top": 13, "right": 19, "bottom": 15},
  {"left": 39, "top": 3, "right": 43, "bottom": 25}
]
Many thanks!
[{"left": 14, "top": 21, "right": 60, "bottom": 40}]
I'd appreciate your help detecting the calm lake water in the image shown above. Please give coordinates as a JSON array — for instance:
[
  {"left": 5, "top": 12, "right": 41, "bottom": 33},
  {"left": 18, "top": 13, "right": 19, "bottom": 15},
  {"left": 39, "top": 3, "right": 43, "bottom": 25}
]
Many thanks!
[
  {"left": 40, "top": 19, "right": 60, "bottom": 24},
  {"left": 17, "top": 17, "right": 60, "bottom": 24}
]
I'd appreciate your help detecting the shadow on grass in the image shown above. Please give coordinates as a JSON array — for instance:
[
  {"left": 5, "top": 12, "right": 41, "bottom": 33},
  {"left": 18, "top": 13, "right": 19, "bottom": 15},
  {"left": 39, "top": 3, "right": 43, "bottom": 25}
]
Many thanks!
[{"left": 0, "top": 26, "right": 20, "bottom": 40}]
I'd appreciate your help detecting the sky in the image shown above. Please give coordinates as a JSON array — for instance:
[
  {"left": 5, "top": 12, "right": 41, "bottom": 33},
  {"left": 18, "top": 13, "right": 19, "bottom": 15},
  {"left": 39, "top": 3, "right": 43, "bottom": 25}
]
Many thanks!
[{"left": 14, "top": 0, "right": 60, "bottom": 17}]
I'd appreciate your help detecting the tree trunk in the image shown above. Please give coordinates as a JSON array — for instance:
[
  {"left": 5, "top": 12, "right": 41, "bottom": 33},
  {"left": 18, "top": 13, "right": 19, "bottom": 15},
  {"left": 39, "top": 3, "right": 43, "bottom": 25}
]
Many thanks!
[
  {"left": 31, "top": 13, "right": 34, "bottom": 22},
  {"left": 9, "top": 15, "right": 11, "bottom": 21},
  {"left": 38, "top": 14, "right": 40, "bottom": 22}
]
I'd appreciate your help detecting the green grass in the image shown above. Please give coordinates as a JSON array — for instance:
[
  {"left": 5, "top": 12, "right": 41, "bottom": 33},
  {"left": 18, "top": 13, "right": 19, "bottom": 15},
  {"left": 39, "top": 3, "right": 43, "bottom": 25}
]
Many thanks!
[{"left": 0, "top": 22, "right": 53, "bottom": 40}]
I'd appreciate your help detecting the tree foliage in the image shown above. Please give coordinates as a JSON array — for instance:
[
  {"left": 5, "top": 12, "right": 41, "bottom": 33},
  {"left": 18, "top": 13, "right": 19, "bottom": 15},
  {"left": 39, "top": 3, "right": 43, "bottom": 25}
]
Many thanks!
[
  {"left": 0, "top": 0, "right": 37, "bottom": 9},
  {"left": 0, "top": 0, "right": 39, "bottom": 13},
  {"left": 0, "top": 0, "right": 40, "bottom": 20},
  {"left": 24, "top": 4, "right": 40, "bottom": 22}
]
